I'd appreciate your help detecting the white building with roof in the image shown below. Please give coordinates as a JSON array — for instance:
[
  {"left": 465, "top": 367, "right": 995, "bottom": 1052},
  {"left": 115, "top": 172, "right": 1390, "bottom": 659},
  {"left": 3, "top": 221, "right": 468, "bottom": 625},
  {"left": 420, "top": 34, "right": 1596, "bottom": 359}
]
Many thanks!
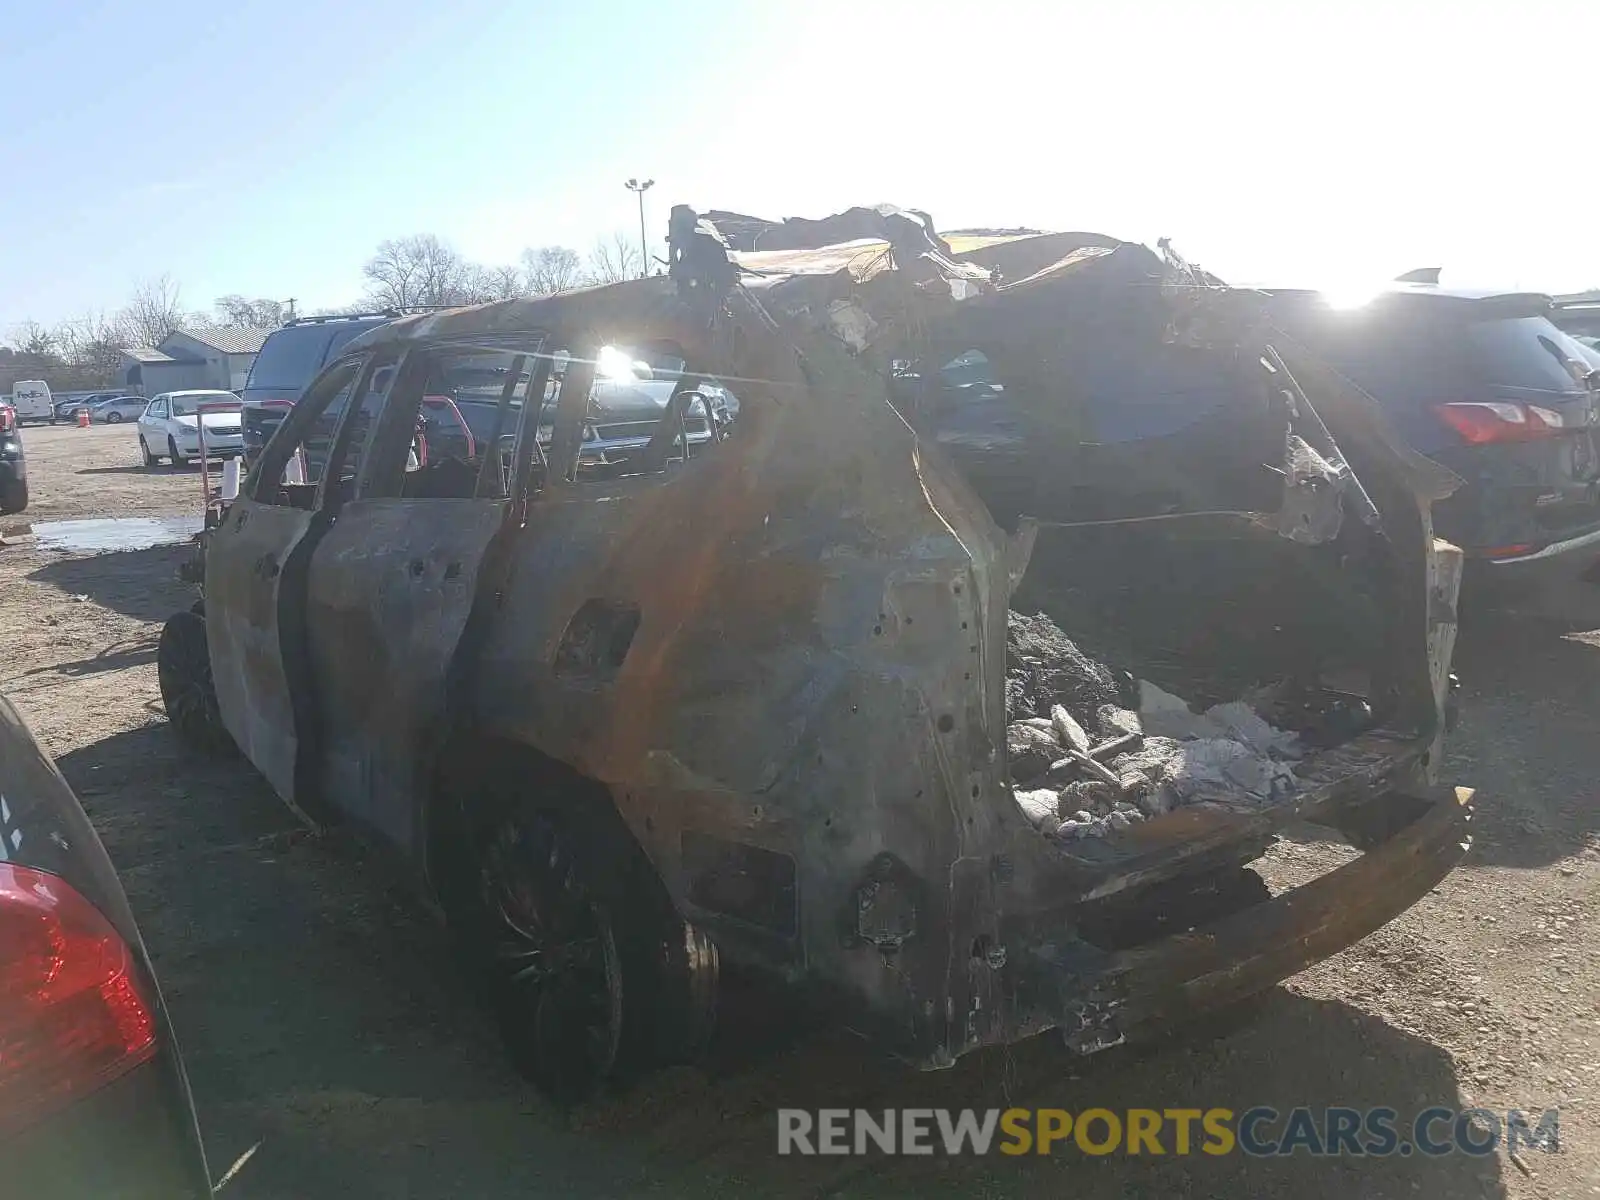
[{"left": 119, "top": 327, "right": 270, "bottom": 395}]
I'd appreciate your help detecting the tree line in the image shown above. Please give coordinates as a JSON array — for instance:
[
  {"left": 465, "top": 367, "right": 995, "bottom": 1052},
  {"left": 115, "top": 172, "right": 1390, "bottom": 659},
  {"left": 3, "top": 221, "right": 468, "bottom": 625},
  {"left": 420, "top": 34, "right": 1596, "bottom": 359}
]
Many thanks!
[
  {"left": 357, "top": 231, "right": 644, "bottom": 308},
  {"left": 2, "top": 230, "right": 645, "bottom": 392}
]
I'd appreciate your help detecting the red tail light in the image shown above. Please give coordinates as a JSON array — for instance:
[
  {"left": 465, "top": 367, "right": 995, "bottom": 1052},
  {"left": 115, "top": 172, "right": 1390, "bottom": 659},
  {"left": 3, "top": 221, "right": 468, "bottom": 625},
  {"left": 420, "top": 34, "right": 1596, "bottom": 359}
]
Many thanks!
[
  {"left": 0, "top": 864, "right": 157, "bottom": 1134},
  {"left": 0, "top": 407, "right": 14, "bottom": 434},
  {"left": 1433, "top": 401, "right": 1565, "bottom": 445}
]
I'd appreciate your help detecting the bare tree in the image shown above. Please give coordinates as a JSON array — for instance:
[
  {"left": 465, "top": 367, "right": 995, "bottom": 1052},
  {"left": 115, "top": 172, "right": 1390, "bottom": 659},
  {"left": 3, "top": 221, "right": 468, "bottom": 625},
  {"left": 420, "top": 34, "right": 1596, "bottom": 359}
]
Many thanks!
[
  {"left": 11, "top": 321, "right": 59, "bottom": 361},
  {"left": 364, "top": 239, "right": 418, "bottom": 308},
  {"left": 521, "top": 245, "right": 584, "bottom": 295},
  {"left": 584, "top": 233, "right": 642, "bottom": 285},
  {"left": 53, "top": 310, "right": 133, "bottom": 379},
  {"left": 479, "top": 263, "right": 524, "bottom": 301},
  {"left": 364, "top": 236, "right": 429, "bottom": 307},
  {"left": 363, "top": 233, "right": 483, "bottom": 308},
  {"left": 213, "top": 295, "right": 286, "bottom": 328},
  {"left": 123, "top": 274, "right": 187, "bottom": 346},
  {"left": 453, "top": 263, "right": 504, "bottom": 306}
]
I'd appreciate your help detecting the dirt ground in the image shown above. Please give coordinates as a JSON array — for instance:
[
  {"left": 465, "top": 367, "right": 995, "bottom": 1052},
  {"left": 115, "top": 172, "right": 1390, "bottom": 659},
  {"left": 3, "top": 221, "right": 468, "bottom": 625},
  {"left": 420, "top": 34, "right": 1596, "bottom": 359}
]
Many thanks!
[{"left": 2, "top": 423, "right": 1596, "bottom": 1199}]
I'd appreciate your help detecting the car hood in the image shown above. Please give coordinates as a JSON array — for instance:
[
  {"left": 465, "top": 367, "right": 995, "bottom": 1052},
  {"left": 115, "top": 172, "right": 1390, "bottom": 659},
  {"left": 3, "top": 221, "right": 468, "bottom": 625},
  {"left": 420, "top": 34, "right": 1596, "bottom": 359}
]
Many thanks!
[{"left": 588, "top": 379, "right": 706, "bottom": 420}]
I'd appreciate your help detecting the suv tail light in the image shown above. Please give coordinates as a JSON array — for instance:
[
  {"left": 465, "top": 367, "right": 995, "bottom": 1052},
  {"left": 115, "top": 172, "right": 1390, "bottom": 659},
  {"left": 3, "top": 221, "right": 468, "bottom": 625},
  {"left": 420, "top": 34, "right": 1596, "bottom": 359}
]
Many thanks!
[
  {"left": 0, "top": 864, "right": 157, "bottom": 1134},
  {"left": 0, "top": 407, "right": 13, "bottom": 434},
  {"left": 1433, "top": 401, "right": 1565, "bottom": 445}
]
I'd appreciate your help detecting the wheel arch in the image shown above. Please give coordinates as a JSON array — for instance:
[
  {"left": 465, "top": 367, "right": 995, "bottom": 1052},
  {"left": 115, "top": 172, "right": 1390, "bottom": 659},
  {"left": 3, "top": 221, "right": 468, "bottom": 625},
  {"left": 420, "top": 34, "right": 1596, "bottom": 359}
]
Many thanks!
[
  {"left": 428, "top": 730, "right": 720, "bottom": 1092},
  {"left": 424, "top": 731, "right": 669, "bottom": 915}
]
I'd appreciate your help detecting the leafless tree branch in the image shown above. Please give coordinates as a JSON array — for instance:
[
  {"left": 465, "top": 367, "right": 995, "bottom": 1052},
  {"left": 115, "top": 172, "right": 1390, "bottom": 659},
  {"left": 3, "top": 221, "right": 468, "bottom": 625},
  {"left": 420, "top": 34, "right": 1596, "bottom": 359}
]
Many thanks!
[
  {"left": 521, "top": 245, "right": 584, "bottom": 295},
  {"left": 122, "top": 274, "right": 187, "bottom": 346},
  {"left": 584, "top": 233, "right": 642, "bottom": 286},
  {"left": 213, "top": 295, "right": 286, "bottom": 328}
]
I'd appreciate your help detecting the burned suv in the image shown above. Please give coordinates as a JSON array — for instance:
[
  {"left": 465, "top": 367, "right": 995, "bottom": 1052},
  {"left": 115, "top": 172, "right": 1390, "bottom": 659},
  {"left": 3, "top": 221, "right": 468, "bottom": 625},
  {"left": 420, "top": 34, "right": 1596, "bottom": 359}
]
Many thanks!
[{"left": 157, "top": 206, "right": 1473, "bottom": 1100}]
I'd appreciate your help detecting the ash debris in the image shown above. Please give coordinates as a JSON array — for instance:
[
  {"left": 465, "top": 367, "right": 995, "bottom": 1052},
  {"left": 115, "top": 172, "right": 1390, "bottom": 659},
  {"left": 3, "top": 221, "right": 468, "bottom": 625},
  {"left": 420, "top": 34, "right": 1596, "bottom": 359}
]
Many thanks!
[
  {"left": 1004, "top": 610, "right": 1303, "bottom": 844},
  {"left": 1005, "top": 612, "right": 1120, "bottom": 719}
]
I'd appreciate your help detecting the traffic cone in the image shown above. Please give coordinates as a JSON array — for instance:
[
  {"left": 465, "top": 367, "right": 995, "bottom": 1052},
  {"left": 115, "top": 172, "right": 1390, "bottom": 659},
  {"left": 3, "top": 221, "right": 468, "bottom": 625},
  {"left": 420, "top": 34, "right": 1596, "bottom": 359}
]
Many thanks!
[{"left": 76, "top": 407, "right": 90, "bottom": 428}]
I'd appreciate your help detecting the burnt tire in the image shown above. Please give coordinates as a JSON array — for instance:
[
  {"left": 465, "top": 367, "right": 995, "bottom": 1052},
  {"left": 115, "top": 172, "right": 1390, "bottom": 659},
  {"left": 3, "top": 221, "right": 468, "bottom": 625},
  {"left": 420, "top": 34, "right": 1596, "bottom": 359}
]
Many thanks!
[
  {"left": 457, "top": 787, "right": 718, "bottom": 1105},
  {"left": 157, "top": 610, "right": 233, "bottom": 755},
  {"left": 0, "top": 478, "right": 27, "bottom": 515}
]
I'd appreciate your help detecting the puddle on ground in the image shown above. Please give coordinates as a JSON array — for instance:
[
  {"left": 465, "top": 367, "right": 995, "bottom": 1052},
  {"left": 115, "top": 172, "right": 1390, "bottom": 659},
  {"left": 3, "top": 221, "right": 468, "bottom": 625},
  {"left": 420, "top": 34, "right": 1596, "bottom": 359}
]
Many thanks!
[{"left": 16, "top": 516, "right": 204, "bottom": 553}]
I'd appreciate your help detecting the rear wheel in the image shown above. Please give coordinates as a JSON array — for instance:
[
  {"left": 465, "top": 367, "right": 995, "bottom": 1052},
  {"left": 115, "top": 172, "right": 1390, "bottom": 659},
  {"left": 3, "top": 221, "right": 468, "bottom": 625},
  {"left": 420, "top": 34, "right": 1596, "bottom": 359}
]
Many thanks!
[
  {"left": 456, "top": 787, "right": 718, "bottom": 1104},
  {"left": 140, "top": 437, "right": 160, "bottom": 467},
  {"left": 478, "top": 811, "right": 628, "bottom": 1101},
  {"left": 104, "top": 411, "right": 123, "bottom": 424},
  {"left": 157, "top": 610, "right": 233, "bottom": 754}
]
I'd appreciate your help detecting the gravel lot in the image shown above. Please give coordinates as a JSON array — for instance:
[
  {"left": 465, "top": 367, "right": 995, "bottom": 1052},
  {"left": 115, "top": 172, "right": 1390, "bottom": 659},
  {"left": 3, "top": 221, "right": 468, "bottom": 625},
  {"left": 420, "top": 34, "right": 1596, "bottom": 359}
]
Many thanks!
[{"left": 2, "top": 422, "right": 1596, "bottom": 1199}]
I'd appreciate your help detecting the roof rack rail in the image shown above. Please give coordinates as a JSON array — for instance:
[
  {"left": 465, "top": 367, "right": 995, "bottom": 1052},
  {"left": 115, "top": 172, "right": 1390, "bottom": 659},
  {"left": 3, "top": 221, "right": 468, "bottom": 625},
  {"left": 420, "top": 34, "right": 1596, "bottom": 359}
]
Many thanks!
[{"left": 282, "top": 304, "right": 456, "bottom": 328}]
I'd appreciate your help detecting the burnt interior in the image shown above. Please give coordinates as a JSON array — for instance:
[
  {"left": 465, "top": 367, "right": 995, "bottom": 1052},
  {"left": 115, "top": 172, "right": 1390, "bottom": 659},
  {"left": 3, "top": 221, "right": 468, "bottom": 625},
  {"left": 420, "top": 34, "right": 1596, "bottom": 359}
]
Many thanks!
[
  {"left": 900, "top": 248, "right": 1427, "bottom": 845},
  {"left": 1014, "top": 522, "right": 1388, "bottom": 714},
  {"left": 941, "top": 380, "right": 1390, "bottom": 699}
]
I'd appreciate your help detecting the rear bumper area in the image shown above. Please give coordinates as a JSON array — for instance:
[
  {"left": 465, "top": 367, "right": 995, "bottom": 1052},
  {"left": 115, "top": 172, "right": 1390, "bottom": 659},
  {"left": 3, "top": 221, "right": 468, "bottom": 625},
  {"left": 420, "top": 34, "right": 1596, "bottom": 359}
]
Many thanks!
[
  {"left": 1020, "top": 785, "right": 1472, "bottom": 1055},
  {"left": 1466, "top": 527, "right": 1600, "bottom": 620},
  {"left": 1477, "top": 524, "right": 1600, "bottom": 578}
]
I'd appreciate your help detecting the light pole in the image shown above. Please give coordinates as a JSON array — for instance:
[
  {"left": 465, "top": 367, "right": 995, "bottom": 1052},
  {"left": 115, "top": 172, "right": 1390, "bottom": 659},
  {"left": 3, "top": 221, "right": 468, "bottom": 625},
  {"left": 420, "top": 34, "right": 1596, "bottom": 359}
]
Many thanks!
[{"left": 624, "top": 177, "right": 654, "bottom": 277}]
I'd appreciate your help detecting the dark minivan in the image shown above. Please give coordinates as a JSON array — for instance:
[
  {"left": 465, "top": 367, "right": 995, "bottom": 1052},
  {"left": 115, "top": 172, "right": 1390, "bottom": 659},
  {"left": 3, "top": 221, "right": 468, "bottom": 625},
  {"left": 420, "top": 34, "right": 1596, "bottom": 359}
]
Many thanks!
[
  {"left": 240, "top": 312, "right": 398, "bottom": 464},
  {"left": 1270, "top": 285, "right": 1600, "bottom": 618}
]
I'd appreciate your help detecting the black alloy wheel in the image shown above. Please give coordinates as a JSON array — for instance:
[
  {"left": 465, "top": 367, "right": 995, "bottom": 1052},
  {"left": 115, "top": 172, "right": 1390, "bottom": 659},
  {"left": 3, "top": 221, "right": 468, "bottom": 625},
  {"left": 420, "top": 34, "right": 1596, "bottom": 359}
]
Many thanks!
[
  {"left": 477, "top": 810, "right": 628, "bottom": 1103},
  {"left": 157, "top": 610, "right": 233, "bottom": 755}
]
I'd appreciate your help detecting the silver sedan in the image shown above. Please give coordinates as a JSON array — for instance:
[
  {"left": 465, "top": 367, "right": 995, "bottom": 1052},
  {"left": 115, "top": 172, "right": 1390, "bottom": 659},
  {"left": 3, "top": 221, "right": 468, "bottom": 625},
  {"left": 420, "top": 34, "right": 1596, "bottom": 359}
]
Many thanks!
[{"left": 92, "top": 396, "right": 150, "bottom": 424}]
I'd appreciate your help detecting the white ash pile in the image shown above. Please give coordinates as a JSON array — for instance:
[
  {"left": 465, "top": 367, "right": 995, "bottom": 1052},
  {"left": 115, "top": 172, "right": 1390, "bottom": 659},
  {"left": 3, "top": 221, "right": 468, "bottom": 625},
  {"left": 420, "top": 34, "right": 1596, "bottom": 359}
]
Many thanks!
[{"left": 1004, "top": 611, "right": 1304, "bottom": 843}]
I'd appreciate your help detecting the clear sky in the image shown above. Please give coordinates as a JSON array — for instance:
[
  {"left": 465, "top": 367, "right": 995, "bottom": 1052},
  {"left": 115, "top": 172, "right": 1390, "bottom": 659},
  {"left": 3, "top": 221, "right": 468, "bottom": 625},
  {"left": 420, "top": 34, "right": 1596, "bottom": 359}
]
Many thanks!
[{"left": 4, "top": 0, "right": 1597, "bottom": 333}]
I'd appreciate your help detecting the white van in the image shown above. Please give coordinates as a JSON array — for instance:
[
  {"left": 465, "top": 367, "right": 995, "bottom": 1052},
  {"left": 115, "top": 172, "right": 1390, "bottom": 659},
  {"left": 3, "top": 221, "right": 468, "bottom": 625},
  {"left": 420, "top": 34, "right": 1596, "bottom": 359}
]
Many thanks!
[{"left": 10, "top": 381, "right": 54, "bottom": 425}]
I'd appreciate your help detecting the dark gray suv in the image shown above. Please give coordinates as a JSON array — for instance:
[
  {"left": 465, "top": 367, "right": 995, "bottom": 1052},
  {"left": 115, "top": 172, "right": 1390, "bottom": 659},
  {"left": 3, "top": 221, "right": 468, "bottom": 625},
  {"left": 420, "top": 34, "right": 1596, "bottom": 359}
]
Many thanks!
[
  {"left": 240, "top": 312, "right": 398, "bottom": 464},
  {"left": 1271, "top": 285, "right": 1600, "bottom": 620}
]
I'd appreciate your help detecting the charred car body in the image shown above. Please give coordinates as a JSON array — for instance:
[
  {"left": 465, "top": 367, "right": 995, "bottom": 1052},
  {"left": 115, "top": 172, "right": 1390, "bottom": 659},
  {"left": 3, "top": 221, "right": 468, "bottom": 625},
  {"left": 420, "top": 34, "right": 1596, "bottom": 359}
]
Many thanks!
[{"left": 158, "top": 204, "right": 1473, "bottom": 1098}]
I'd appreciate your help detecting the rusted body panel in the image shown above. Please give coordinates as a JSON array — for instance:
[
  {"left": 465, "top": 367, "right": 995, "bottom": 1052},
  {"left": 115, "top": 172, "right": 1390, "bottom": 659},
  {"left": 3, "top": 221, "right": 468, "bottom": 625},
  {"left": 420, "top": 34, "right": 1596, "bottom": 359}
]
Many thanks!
[
  {"left": 304, "top": 497, "right": 505, "bottom": 848},
  {"left": 201, "top": 211, "right": 1471, "bottom": 1069},
  {"left": 205, "top": 501, "right": 316, "bottom": 806},
  {"left": 443, "top": 285, "right": 1044, "bottom": 1055},
  {"left": 1022, "top": 786, "right": 1472, "bottom": 1053}
]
